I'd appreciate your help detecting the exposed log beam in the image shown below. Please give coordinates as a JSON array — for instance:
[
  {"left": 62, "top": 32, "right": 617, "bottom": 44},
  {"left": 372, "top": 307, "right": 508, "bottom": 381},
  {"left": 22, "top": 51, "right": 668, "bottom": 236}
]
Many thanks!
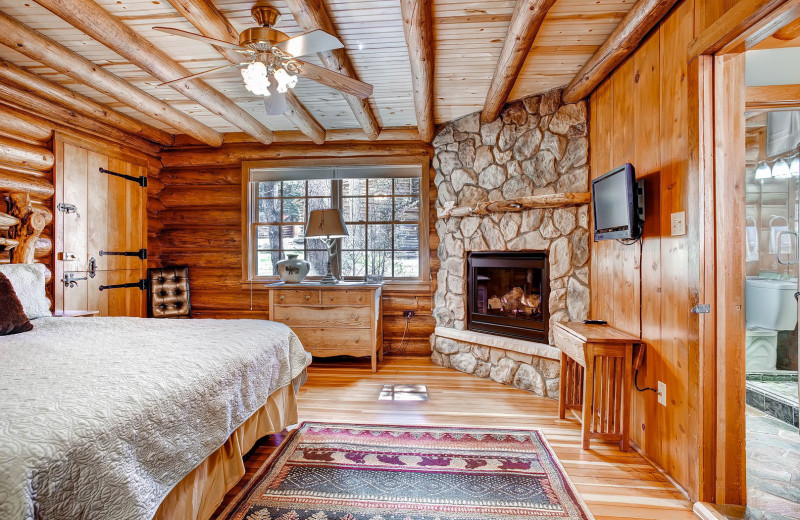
[
  {"left": 0, "top": 59, "right": 173, "bottom": 146},
  {"left": 0, "top": 12, "right": 222, "bottom": 147},
  {"left": 746, "top": 84, "right": 800, "bottom": 109},
  {"left": 171, "top": 127, "right": 421, "bottom": 147},
  {"left": 481, "top": 0, "right": 557, "bottom": 122},
  {"left": 400, "top": 0, "right": 434, "bottom": 142},
  {"left": 284, "top": 0, "right": 381, "bottom": 139},
  {"left": 0, "top": 86, "right": 161, "bottom": 155},
  {"left": 688, "top": 0, "right": 800, "bottom": 58},
  {"left": 562, "top": 0, "right": 680, "bottom": 104},
  {"left": 165, "top": 0, "right": 326, "bottom": 144},
  {"left": 0, "top": 135, "right": 54, "bottom": 172},
  {"left": 34, "top": 0, "right": 274, "bottom": 145},
  {"left": 0, "top": 105, "right": 54, "bottom": 145}
]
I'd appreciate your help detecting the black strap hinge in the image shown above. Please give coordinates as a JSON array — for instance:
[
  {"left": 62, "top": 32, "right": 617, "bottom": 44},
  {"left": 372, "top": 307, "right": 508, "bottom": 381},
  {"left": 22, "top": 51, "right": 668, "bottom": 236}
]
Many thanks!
[
  {"left": 99, "top": 167, "right": 147, "bottom": 187},
  {"left": 99, "top": 279, "right": 148, "bottom": 292},
  {"left": 99, "top": 248, "right": 147, "bottom": 260}
]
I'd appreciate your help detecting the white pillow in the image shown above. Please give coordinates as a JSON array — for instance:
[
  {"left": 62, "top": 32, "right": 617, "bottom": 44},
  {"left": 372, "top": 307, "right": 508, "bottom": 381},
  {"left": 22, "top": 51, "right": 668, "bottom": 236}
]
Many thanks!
[{"left": 0, "top": 263, "right": 51, "bottom": 319}]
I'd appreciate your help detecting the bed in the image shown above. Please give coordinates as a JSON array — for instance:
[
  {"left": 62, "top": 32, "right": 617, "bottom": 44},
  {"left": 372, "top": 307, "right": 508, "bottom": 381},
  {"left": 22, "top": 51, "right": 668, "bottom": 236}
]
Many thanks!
[{"left": 0, "top": 316, "right": 311, "bottom": 520}]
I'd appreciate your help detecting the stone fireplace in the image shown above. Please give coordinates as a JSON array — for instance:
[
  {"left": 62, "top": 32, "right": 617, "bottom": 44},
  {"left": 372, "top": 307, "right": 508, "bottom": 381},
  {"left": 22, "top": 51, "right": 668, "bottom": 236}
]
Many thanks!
[
  {"left": 430, "top": 88, "right": 590, "bottom": 399},
  {"left": 467, "top": 251, "right": 549, "bottom": 342}
]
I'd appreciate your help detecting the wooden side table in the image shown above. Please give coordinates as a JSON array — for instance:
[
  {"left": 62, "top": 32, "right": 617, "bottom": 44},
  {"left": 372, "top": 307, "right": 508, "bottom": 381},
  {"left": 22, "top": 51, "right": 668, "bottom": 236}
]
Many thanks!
[
  {"left": 53, "top": 310, "right": 100, "bottom": 317},
  {"left": 553, "top": 322, "right": 639, "bottom": 451}
]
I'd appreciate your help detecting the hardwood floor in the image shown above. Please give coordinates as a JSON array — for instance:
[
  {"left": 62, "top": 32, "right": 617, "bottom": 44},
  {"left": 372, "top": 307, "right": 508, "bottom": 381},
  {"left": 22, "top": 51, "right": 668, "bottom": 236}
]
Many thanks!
[{"left": 214, "top": 356, "right": 696, "bottom": 520}]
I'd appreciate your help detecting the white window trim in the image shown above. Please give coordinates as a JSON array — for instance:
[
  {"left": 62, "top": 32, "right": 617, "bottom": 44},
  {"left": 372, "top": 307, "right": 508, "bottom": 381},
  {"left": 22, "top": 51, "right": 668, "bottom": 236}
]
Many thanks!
[{"left": 241, "top": 157, "right": 430, "bottom": 288}]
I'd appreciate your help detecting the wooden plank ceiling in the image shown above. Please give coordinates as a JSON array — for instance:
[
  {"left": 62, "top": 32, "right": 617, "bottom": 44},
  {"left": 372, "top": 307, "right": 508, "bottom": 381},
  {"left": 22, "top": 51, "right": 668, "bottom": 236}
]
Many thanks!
[{"left": 0, "top": 0, "right": 638, "bottom": 139}]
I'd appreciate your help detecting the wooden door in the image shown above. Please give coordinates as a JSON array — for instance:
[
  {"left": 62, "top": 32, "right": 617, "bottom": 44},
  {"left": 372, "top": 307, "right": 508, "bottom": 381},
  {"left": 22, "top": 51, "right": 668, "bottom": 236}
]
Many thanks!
[{"left": 56, "top": 137, "right": 146, "bottom": 317}]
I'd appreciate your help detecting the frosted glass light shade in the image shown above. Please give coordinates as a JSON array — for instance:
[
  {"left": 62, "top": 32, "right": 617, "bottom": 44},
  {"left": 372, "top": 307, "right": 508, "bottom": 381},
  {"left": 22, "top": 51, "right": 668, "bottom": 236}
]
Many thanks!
[
  {"left": 772, "top": 158, "right": 791, "bottom": 179},
  {"left": 755, "top": 162, "right": 772, "bottom": 179}
]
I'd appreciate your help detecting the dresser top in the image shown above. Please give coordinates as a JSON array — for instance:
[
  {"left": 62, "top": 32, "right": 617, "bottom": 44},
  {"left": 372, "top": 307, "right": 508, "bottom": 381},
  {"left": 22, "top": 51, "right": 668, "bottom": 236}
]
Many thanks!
[
  {"left": 555, "top": 322, "right": 640, "bottom": 344},
  {"left": 265, "top": 281, "right": 383, "bottom": 289}
]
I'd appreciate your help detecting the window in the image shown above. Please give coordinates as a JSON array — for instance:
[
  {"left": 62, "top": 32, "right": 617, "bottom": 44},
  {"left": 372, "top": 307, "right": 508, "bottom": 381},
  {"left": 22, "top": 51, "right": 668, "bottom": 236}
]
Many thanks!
[{"left": 245, "top": 162, "right": 428, "bottom": 282}]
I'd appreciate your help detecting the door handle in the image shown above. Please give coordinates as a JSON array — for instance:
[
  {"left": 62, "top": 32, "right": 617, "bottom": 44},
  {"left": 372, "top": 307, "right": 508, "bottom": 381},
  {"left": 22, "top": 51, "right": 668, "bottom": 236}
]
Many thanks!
[{"left": 795, "top": 291, "right": 799, "bottom": 301}]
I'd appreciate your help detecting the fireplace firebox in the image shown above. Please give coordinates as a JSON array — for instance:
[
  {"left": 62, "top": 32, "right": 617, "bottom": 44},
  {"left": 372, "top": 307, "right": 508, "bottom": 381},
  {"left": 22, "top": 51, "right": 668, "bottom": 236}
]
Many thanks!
[{"left": 466, "top": 251, "right": 549, "bottom": 342}]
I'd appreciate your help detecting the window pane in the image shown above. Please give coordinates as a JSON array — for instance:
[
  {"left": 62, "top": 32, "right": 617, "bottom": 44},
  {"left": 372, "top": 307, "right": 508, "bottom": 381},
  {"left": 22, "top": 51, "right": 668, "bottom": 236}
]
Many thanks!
[
  {"left": 394, "top": 177, "right": 419, "bottom": 195},
  {"left": 368, "top": 178, "right": 392, "bottom": 196},
  {"left": 257, "top": 225, "right": 281, "bottom": 250},
  {"left": 257, "top": 198, "right": 281, "bottom": 222},
  {"left": 307, "top": 250, "right": 328, "bottom": 276},
  {"left": 281, "top": 224, "right": 306, "bottom": 251},
  {"left": 368, "top": 196, "right": 392, "bottom": 222},
  {"left": 341, "top": 250, "right": 366, "bottom": 277},
  {"left": 368, "top": 250, "right": 392, "bottom": 276},
  {"left": 307, "top": 179, "right": 331, "bottom": 196},
  {"left": 257, "top": 251, "right": 276, "bottom": 276},
  {"left": 368, "top": 224, "right": 392, "bottom": 250},
  {"left": 342, "top": 224, "right": 365, "bottom": 250},
  {"left": 282, "top": 180, "right": 305, "bottom": 197},
  {"left": 282, "top": 198, "right": 305, "bottom": 223},
  {"left": 305, "top": 236, "right": 327, "bottom": 250},
  {"left": 307, "top": 196, "right": 331, "bottom": 214},
  {"left": 342, "top": 197, "right": 367, "bottom": 222},
  {"left": 258, "top": 181, "right": 280, "bottom": 197},
  {"left": 394, "top": 224, "right": 419, "bottom": 251},
  {"left": 342, "top": 178, "right": 366, "bottom": 196},
  {"left": 394, "top": 197, "right": 419, "bottom": 222},
  {"left": 394, "top": 250, "right": 419, "bottom": 278}
]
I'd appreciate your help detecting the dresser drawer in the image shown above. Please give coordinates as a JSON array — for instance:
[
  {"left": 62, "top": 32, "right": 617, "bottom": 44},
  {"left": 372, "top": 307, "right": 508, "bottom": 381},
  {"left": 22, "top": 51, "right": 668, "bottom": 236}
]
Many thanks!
[
  {"left": 273, "top": 289, "right": 320, "bottom": 305},
  {"left": 275, "top": 305, "right": 371, "bottom": 328},
  {"left": 292, "top": 327, "right": 373, "bottom": 356},
  {"left": 321, "top": 289, "right": 370, "bottom": 306}
]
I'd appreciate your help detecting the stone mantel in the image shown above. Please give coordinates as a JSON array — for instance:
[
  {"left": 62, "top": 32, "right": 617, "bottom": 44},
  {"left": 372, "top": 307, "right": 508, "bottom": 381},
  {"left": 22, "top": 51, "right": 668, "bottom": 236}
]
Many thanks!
[{"left": 435, "top": 327, "right": 560, "bottom": 361}]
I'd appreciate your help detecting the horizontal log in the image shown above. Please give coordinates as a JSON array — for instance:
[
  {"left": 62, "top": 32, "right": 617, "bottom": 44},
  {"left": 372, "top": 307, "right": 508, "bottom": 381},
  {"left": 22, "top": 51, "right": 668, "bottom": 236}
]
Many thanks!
[
  {"left": 0, "top": 135, "right": 54, "bottom": 171},
  {"left": 147, "top": 197, "right": 165, "bottom": 216},
  {"left": 192, "top": 309, "right": 268, "bottom": 319},
  {"left": 189, "top": 289, "right": 268, "bottom": 310},
  {"left": 158, "top": 207, "right": 241, "bottom": 228},
  {"left": 382, "top": 338, "right": 431, "bottom": 356},
  {"left": 147, "top": 236, "right": 162, "bottom": 258},
  {"left": 170, "top": 128, "right": 423, "bottom": 148},
  {"left": 158, "top": 167, "right": 242, "bottom": 186},
  {"left": 159, "top": 185, "right": 240, "bottom": 208},
  {"left": 0, "top": 166, "right": 55, "bottom": 198},
  {"left": 147, "top": 176, "right": 165, "bottom": 197},
  {"left": 159, "top": 227, "right": 241, "bottom": 250},
  {"left": 148, "top": 216, "right": 164, "bottom": 234},
  {"left": 0, "top": 236, "right": 19, "bottom": 250},
  {"left": 160, "top": 141, "right": 434, "bottom": 168},
  {"left": 438, "top": 192, "right": 590, "bottom": 219},
  {"left": 0, "top": 211, "right": 20, "bottom": 228},
  {"left": 382, "top": 314, "right": 436, "bottom": 336},
  {"left": 0, "top": 104, "right": 54, "bottom": 144},
  {"left": 159, "top": 250, "right": 242, "bottom": 269},
  {"left": 0, "top": 58, "right": 174, "bottom": 146},
  {"left": 0, "top": 84, "right": 161, "bottom": 155},
  {"left": 382, "top": 293, "right": 433, "bottom": 313},
  {"left": 34, "top": 235, "right": 52, "bottom": 259}
]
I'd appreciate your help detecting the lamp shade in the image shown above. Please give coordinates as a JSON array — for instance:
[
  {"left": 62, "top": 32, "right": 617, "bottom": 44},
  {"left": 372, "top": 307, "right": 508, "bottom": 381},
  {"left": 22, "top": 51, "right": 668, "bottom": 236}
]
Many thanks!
[{"left": 305, "top": 209, "right": 348, "bottom": 238}]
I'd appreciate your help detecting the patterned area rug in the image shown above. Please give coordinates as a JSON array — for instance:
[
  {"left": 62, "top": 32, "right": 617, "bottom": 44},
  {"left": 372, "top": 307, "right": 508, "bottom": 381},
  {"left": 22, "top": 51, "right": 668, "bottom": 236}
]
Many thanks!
[{"left": 217, "top": 422, "right": 593, "bottom": 520}]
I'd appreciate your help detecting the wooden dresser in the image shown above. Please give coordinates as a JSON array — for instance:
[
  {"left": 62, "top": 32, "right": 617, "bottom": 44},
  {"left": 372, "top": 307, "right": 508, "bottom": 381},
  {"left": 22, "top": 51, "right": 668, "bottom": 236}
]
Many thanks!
[{"left": 267, "top": 283, "right": 383, "bottom": 371}]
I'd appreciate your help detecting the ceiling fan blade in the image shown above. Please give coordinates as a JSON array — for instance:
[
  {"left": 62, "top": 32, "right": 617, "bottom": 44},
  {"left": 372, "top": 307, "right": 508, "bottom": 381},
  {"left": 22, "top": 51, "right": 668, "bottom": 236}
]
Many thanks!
[
  {"left": 295, "top": 61, "right": 373, "bottom": 99},
  {"left": 153, "top": 26, "right": 245, "bottom": 50},
  {"left": 275, "top": 30, "right": 343, "bottom": 57},
  {"left": 157, "top": 63, "right": 242, "bottom": 86}
]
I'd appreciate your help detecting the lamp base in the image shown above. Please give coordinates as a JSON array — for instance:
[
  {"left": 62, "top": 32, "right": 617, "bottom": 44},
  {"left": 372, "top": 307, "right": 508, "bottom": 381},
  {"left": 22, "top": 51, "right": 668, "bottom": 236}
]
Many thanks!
[{"left": 320, "top": 246, "right": 338, "bottom": 284}]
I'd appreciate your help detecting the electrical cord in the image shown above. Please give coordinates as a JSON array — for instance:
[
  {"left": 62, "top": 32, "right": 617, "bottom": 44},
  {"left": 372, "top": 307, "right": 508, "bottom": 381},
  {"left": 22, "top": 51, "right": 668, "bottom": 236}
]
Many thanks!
[{"left": 385, "top": 314, "right": 412, "bottom": 357}]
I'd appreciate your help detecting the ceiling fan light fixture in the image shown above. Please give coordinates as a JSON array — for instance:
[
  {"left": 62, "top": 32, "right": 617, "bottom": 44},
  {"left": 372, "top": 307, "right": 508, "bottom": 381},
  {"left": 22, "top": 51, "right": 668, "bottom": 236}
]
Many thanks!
[
  {"left": 241, "top": 62, "right": 270, "bottom": 96},
  {"left": 273, "top": 67, "right": 298, "bottom": 93}
]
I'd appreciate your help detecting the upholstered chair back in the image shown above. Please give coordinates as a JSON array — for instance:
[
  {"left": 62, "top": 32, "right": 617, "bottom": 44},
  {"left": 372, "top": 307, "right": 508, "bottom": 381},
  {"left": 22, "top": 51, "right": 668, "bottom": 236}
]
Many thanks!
[{"left": 148, "top": 267, "right": 191, "bottom": 318}]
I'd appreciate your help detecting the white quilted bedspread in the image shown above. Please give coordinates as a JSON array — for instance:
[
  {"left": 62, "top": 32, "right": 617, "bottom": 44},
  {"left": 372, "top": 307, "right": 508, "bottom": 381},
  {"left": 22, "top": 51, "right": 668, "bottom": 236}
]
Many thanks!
[{"left": 0, "top": 317, "right": 311, "bottom": 520}]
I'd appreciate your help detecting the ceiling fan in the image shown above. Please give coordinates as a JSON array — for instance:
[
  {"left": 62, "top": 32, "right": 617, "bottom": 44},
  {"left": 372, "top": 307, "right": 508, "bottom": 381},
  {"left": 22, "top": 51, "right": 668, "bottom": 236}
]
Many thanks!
[{"left": 153, "top": 2, "right": 373, "bottom": 115}]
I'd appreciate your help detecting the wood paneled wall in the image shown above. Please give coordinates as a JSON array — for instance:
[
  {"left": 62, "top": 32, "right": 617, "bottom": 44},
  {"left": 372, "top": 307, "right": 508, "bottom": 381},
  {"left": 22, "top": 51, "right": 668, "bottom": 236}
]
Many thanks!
[
  {"left": 149, "top": 142, "right": 436, "bottom": 355},
  {"left": 588, "top": 0, "right": 740, "bottom": 502}
]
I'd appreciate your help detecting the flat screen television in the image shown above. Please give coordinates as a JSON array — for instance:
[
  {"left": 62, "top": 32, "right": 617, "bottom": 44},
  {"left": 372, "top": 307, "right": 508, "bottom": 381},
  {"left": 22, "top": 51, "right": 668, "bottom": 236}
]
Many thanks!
[{"left": 591, "top": 163, "right": 643, "bottom": 241}]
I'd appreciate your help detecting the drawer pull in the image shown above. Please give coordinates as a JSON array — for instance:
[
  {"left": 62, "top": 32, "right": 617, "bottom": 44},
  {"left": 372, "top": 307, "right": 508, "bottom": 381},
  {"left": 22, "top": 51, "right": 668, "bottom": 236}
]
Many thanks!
[
  {"left": 284, "top": 314, "right": 289, "bottom": 320},
  {"left": 305, "top": 295, "right": 311, "bottom": 301},
  {"left": 329, "top": 296, "right": 334, "bottom": 301},
  {"left": 352, "top": 314, "right": 359, "bottom": 321},
  {"left": 353, "top": 337, "right": 360, "bottom": 343},
  {"left": 358, "top": 295, "right": 363, "bottom": 301},
  {"left": 279, "top": 295, "right": 285, "bottom": 301}
]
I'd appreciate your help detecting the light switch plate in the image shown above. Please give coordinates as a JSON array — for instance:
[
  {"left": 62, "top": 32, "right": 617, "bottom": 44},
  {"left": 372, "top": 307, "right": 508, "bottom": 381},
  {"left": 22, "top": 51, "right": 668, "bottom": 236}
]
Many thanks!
[
  {"left": 658, "top": 381, "right": 667, "bottom": 406},
  {"left": 671, "top": 211, "right": 686, "bottom": 236}
]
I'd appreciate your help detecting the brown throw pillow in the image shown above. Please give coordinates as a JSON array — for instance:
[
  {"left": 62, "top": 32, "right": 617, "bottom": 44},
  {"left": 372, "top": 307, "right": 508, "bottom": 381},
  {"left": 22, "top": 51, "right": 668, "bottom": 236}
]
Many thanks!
[{"left": 0, "top": 271, "right": 33, "bottom": 335}]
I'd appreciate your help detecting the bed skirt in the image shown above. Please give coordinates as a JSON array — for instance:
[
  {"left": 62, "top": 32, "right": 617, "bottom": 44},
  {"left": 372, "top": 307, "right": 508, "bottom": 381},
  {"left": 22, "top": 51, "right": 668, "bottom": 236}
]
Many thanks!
[{"left": 152, "top": 379, "right": 301, "bottom": 520}]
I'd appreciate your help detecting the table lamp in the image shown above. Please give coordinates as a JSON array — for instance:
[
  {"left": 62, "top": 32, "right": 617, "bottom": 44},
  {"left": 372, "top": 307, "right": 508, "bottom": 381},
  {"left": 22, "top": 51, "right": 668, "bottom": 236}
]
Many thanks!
[{"left": 305, "top": 209, "right": 348, "bottom": 284}]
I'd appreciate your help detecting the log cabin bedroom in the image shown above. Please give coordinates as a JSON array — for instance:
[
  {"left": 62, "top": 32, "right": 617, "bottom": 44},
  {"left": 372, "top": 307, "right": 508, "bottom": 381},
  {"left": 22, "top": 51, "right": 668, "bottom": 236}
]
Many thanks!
[{"left": 1, "top": 0, "right": 800, "bottom": 519}]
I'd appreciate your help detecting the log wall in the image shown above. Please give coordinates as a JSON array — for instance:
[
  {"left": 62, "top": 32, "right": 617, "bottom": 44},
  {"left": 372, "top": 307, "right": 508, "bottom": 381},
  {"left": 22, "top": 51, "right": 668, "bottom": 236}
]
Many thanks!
[{"left": 150, "top": 142, "right": 436, "bottom": 355}]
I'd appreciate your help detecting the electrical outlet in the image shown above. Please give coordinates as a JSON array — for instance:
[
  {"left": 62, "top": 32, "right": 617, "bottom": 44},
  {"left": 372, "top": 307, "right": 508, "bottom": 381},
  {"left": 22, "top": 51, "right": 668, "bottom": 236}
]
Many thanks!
[
  {"left": 670, "top": 211, "right": 686, "bottom": 236},
  {"left": 657, "top": 381, "right": 667, "bottom": 406},
  {"left": 402, "top": 310, "right": 415, "bottom": 318}
]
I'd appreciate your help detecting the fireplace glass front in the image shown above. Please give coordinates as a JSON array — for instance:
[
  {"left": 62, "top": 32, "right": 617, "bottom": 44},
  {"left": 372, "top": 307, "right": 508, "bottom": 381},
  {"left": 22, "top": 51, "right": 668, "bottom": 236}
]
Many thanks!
[{"left": 467, "top": 252, "right": 549, "bottom": 342}]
